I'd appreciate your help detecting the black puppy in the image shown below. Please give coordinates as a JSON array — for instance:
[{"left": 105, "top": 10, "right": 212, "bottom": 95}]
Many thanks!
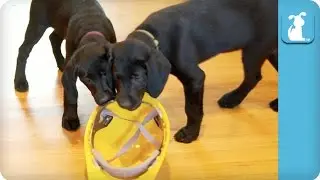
[
  {"left": 14, "top": 0, "right": 117, "bottom": 130},
  {"left": 110, "top": 0, "right": 278, "bottom": 143}
]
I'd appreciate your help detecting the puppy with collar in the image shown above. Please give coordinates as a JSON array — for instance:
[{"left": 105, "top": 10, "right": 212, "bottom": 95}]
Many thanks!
[
  {"left": 14, "top": 0, "right": 117, "bottom": 131},
  {"left": 110, "top": 0, "right": 278, "bottom": 143}
]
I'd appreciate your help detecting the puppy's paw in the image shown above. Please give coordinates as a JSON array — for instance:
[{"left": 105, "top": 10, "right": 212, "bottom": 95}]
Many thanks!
[
  {"left": 14, "top": 78, "right": 29, "bottom": 92},
  {"left": 62, "top": 114, "right": 80, "bottom": 131},
  {"left": 218, "top": 92, "right": 242, "bottom": 108},
  {"left": 174, "top": 126, "right": 199, "bottom": 144},
  {"left": 269, "top": 99, "right": 278, "bottom": 112}
]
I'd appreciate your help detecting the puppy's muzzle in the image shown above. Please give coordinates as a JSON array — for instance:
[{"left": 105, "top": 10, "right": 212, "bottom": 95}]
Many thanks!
[{"left": 116, "top": 95, "right": 141, "bottom": 111}]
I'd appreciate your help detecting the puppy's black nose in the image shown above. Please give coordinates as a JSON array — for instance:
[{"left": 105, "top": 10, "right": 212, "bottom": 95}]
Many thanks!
[{"left": 117, "top": 98, "right": 136, "bottom": 111}]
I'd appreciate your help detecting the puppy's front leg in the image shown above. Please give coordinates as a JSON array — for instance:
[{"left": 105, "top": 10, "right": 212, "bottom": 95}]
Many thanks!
[
  {"left": 174, "top": 67, "right": 206, "bottom": 143},
  {"left": 62, "top": 88, "right": 80, "bottom": 131},
  {"left": 61, "top": 42, "right": 80, "bottom": 131},
  {"left": 61, "top": 70, "right": 80, "bottom": 131}
]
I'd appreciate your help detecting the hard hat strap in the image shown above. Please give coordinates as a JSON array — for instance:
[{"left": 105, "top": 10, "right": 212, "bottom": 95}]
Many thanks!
[{"left": 91, "top": 107, "right": 163, "bottom": 179}]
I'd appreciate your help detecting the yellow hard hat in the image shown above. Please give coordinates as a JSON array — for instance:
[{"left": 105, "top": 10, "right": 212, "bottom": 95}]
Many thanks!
[{"left": 84, "top": 93, "right": 171, "bottom": 180}]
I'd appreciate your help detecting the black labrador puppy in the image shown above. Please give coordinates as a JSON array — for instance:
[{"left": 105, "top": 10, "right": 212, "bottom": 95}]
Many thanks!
[
  {"left": 14, "top": 0, "right": 116, "bottom": 130},
  {"left": 110, "top": 0, "right": 278, "bottom": 144}
]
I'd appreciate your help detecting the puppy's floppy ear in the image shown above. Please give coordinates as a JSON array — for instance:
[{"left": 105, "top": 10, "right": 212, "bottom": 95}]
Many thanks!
[
  {"left": 288, "top": 15, "right": 295, "bottom": 20},
  {"left": 299, "top": 12, "right": 307, "bottom": 16},
  {"left": 61, "top": 57, "right": 79, "bottom": 104},
  {"left": 145, "top": 49, "right": 171, "bottom": 98}
]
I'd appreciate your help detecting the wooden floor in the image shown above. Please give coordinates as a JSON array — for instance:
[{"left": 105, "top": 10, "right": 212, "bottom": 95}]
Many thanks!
[{"left": 0, "top": 0, "right": 278, "bottom": 179}]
